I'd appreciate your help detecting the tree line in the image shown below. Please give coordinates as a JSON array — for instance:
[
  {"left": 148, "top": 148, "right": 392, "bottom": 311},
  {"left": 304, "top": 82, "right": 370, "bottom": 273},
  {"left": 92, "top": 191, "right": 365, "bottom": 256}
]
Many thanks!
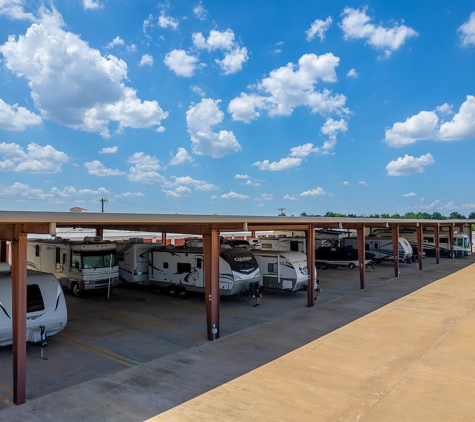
[{"left": 298, "top": 211, "right": 475, "bottom": 220}]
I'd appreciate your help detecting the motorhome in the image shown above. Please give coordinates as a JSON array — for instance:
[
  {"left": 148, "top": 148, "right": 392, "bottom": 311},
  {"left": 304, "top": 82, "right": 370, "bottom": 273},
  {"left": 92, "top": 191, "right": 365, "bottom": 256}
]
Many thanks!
[
  {"left": 116, "top": 238, "right": 157, "bottom": 283},
  {"left": 370, "top": 229, "right": 472, "bottom": 258},
  {"left": 0, "top": 263, "right": 67, "bottom": 346},
  {"left": 149, "top": 246, "right": 260, "bottom": 297},
  {"left": 251, "top": 250, "right": 318, "bottom": 292},
  {"left": 27, "top": 236, "right": 119, "bottom": 297},
  {"left": 340, "top": 236, "right": 413, "bottom": 263}
]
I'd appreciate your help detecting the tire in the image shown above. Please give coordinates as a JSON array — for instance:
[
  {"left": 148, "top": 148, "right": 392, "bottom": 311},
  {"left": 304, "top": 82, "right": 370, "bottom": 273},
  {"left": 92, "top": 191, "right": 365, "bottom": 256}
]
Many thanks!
[
  {"left": 71, "top": 282, "right": 81, "bottom": 298},
  {"left": 321, "top": 263, "right": 328, "bottom": 270},
  {"left": 177, "top": 286, "right": 188, "bottom": 299},
  {"left": 348, "top": 263, "right": 356, "bottom": 270},
  {"left": 331, "top": 265, "right": 338, "bottom": 269},
  {"left": 315, "top": 263, "right": 321, "bottom": 269},
  {"left": 167, "top": 285, "right": 177, "bottom": 297}
]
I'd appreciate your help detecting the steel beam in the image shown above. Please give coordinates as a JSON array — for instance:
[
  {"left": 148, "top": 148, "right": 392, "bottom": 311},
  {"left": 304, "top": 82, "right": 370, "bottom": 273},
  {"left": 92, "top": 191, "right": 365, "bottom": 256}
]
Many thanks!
[
  {"left": 356, "top": 225, "right": 365, "bottom": 289},
  {"left": 305, "top": 225, "right": 316, "bottom": 307},
  {"left": 203, "top": 225, "right": 220, "bottom": 341},
  {"left": 392, "top": 225, "right": 400, "bottom": 278},
  {"left": 449, "top": 225, "right": 454, "bottom": 259},
  {"left": 11, "top": 226, "right": 27, "bottom": 405},
  {"left": 416, "top": 225, "right": 423, "bottom": 270},
  {"left": 434, "top": 225, "right": 440, "bottom": 264}
]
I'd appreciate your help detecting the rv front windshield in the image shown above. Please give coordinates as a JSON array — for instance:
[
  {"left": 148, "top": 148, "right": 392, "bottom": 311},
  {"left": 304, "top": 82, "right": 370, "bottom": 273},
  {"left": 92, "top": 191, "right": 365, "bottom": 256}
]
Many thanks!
[
  {"left": 221, "top": 250, "right": 259, "bottom": 274},
  {"left": 80, "top": 251, "right": 117, "bottom": 269}
]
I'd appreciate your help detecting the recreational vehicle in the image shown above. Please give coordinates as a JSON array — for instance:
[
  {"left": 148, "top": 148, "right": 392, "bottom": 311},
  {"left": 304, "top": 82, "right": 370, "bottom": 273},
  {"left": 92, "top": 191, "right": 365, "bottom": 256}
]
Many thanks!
[
  {"left": 251, "top": 250, "right": 318, "bottom": 292},
  {"left": 340, "top": 236, "right": 413, "bottom": 263},
  {"left": 27, "top": 237, "right": 119, "bottom": 297},
  {"left": 315, "top": 245, "right": 374, "bottom": 269},
  {"left": 249, "top": 236, "right": 306, "bottom": 252},
  {"left": 0, "top": 264, "right": 67, "bottom": 346},
  {"left": 149, "top": 246, "right": 260, "bottom": 297},
  {"left": 116, "top": 238, "right": 157, "bottom": 283}
]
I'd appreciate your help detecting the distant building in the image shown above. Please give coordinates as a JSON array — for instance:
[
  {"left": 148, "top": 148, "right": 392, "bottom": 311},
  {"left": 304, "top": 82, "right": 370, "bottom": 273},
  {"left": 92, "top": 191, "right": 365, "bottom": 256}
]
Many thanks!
[{"left": 69, "top": 207, "right": 88, "bottom": 213}]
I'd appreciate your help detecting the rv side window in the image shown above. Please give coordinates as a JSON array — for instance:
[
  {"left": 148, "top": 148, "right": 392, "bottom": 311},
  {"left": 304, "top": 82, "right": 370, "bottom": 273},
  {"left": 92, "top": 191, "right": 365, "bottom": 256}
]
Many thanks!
[
  {"left": 163, "top": 262, "right": 169, "bottom": 269},
  {"left": 374, "top": 242, "right": 379, "bottom": 249},
  {"left": 177, "top": 262, "right": 192, "bottom": 273},
  {"left": 71, "top": 252, "right": 81, "bottom": 269},
  {"left": 290, "top": 241, "right": 299, "bottom": 251},
  {"left": 62, "top": 253, "right": 67, "bottom": 265},
  {"left": 117, "top": 252, "right": 125, "bottom": 261},
  {"left": 268, "top": 263, "right": 278, "bottom": 273},
  {"left": 365, "top": 244, "right": 369, "bottom": 250},
  {"left": 196, "top": 258, "right": 202, "bottom": 269},
  {"left": 440, "top": 238, "right": 449, "bottom": 244},
  {"left": 426, "top": 237, "right": 434, "bottom": 243},
  {"left": 35, "top": 245, "right": 40, "bottom": 257},
  {"left": 27, "top": 284, "right": 45, "bottom": 313},
  {"left": 55, "top": 247, "right": 60, "bottom": 264}
]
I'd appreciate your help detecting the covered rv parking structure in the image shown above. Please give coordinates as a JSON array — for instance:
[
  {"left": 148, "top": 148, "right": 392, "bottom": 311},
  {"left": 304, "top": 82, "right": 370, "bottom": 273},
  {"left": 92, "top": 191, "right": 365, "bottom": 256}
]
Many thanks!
[{"left": 0, "top": 210, "right": 473, "bottom": 405}]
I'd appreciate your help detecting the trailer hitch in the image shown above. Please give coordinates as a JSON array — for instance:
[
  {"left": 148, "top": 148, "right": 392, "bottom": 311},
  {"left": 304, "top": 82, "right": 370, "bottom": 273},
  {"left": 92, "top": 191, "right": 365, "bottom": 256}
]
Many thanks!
[{"left": 39, "top": 325, "right": 48, "bottom": 360}]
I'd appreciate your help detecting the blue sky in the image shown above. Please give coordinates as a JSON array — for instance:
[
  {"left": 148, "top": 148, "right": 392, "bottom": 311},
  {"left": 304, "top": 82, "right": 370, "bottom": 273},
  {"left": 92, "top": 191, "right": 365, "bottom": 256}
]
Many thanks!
[{"left": 0, "top": 0, "right": 474, "bottom": 216}]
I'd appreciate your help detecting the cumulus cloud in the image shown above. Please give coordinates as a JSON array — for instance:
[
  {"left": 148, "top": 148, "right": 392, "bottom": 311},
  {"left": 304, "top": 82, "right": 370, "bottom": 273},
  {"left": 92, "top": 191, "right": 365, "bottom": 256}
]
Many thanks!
[
  {"left": 458, "top": 12, "right": 475, "bottom": 46},
  {"left": 403, "top": 192, "right": 416, "bottom": 197},
  {"left": 83, "top": 0, "right": 103, "bottom": 10},
  {"left": 340, "top": 7, "right": 418, "bottom": 58},
  {"left": 341, "top": 181, "right": 350, "bottom": 185},
  {"left": 306, "top": 17, "right": 333, "bottom": 41},
  {"left": 0, "top": 99, "right": 42, "bottom": 130},
  {"left": 235, "top": 174, "right": 249, "bottom": 179},
  {"left": 221, "top": 191, "right": 250, "bottom": 199},
  {"left": 186, "top": 98, "right": 241, "bottom": 157},
  {"left": 283, "top": 194, "right": 297, "bottom": 201},
  {"left": 105, "top": 36, "right": 124, "bottom": 49},
  {"left": 384, "top": 96, "right": 475, "bottom": 146},
  {"left": 99, "top": 146, "right": 118, "bottom": 154},
  {"left": 163, "top": 176, "right": 218, "bottom": 192},
  {"left": 164, "top": 49, "right": 200, "bottom": 77},
  {"left": 169, "top": 147, "right": 193, "bottom": 165},
  {"left": 0, "top": 142, "right": 69, "bottom": 173},
  {"left": 193, "top": 1, "right": 207, "bottom": 20},
  {"left": 0, "top": 8, "right": 168, "bottom": 138},
  {"left": 139, "top": 54, "right": 154, "bottom": 67},
  {"left": 0, "top": 0, "right": 35, "bottom": 20},
  {"left": 228, "top": 53, "right": 347, "bottom": 122},
  {"left": 192, "top": 29, "right": 248, "bottom": 74},
  {"left": 84, "top": 160, "right": 125, "bottom": 176},
  {"left": 191, "top": 85, "right": 206, "bottom": 96},
  {"left": 127, "top": 152, "right": 165, "bottom": 183},
  {"left": 0, "top": 182, "right": 109, "bottom": 200},
  {"left": 300, "top": 187, "right": 326, "bottom": 197},
  {"left": 163, "top": 186, "right": 192, "bottom": 198},
  {"left": 158, "top": 12, "right": 178, "bottom": 29},
  {"left": 253, "top": 157, "right": 302, "bottom": 171},
  {"left": 386, "top": 153, "right": 435, "bottom": 176},
  {"left": 347, "top": 68, "right": 358, "bottom": 78}
]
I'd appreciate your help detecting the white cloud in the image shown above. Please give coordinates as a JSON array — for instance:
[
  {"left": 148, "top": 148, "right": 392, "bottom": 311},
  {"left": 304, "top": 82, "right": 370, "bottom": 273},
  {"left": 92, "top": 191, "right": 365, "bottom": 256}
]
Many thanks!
[
  {"left": 386, "top": 153, "right": 435, "bottom": 176},
  {"left": 105, "top": 36, "right": 124, "bottom": 49},
  {"left": 260, "top": 193, "right": 274, "bottom": 201},
  {"left": 384, "top": 96, "right": 475, "bottom": 146},
  {"left": 221, "top": 191, "right": 250, "bottom": 199},
  {"left": 458, "top": 12, "right": 475, "bottom": 46},
  {"left": 84, "top": 160, "right": 125, "bottom": 176},
  {"left": 158, "top": 12, "right": 178, "bottom": 29},
  {"left": 253, "top": 157, "right": 302, "bottom": 171},
  {"left": 164, "top": 176, "right": 218, "bottom": 192},
  {"left": 127, "top": 152, "right": 165, "bottom": 183},
  {"left": 191, "top": 85, "right": 206, "bottom": 96},
  {"left": 99, "top": 146, "right": 118, "bottom": 154},
  {"left": 347, "top": 68, "right": 358, "bottom": 78},
  {"left": 139, "top": 54, "right": 154, "bottom": 67},
  {"left": 0, "top": 142, "right": 69, "bottom": 173},
  {"left": 300, "top": 187, "right": 326, "bottom": 197},
  {"left": 358, "top": 181, "right": 368, "bottom": 186},
  {"left": 186, "top": 98, "right": 241, "bottom": 157},
  {"left": 83, "top": 0, "right": 103, "bottom": 10},
  {"left": 319, "top": 118, "right": 348, "bottom": 152},
  {"left": 283, "top": 194, "right": 297, "bottom": 201},
  {"left": 0, "top": 9, "right": 168, "bottom": 138},
  {"left": 169, "top": 148, "right": 193, "bottom": 165},
  {"left": 341, "top": 181, "right": 350, "bottom": 185},
  {"left": 0, "top": 182, "right": 109, "bottom": 199},
  {"left": 163, "top": 186, "right": 192, "bottom": 198},
  {"left": 228, "top": 53, "right": 347, "bottom": 122},
  {"left": 340, "top": 7, "right": 418, "bottom": 58},
  {"left": 193, "top": 1, "right": 207, "bottom": 20},
  {"left": 192, "top": 29, "right": 248, "bottom": 74},
  {"left": 164, "top": 49, "right": 199, "bottom": 77},
  {"left": 0, "top": 98, "right": 42, "bottom": 130},
  {"left": 235, "top": 174, "right": 249, "bottom": 179},
  {"left": 290, "top": 143, "right": 320, "bottom": 158},
  {"left": 0, "top": 0, "right": 35, "bottom": 20},
  {"left": 117, "top": 192, "right": 145, "bottom": 197},
  {"left": 306, "top": 17, "right": 333, "bottom": 41},
  {"left": 403, "top": 192, "right": 416, "bottom": 197}
]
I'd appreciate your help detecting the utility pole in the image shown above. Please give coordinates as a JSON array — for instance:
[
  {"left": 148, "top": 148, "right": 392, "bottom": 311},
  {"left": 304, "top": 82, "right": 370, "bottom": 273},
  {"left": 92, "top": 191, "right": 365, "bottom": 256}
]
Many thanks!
[
  {"left": 99, "top": 198, "right": 108, "bottom": 213},
  {"left": 278, "top": 207, "right": 286, "bottom": 216}
]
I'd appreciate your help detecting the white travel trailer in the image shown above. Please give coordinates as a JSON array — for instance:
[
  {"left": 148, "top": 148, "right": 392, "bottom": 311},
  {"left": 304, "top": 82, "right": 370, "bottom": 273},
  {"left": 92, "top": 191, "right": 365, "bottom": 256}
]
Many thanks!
[
  {"left": 0, "top": 264, "right": 67, "bottom": 346},
  {"left": 27, "top": 236, "right": 119, "bottom": 297},
  {"left": 249, "top": 236, "right": 306, "bottom": 252},
  {"left": 251, "top": 250, "right": 318, "bottom": 292},
  {"left": 340, "top": 236, "right": 413, "bottom": 263},
  {"left": 149, "top": 246, "right": 260, "bottom": 297},
  {"left": 116, "top": 238, "right": 157, "bottom": 283}
]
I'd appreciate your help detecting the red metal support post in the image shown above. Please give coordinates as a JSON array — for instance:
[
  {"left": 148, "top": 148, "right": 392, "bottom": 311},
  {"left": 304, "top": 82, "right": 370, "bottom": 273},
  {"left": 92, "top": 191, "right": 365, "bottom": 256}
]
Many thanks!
[
  {"left": 161, "top": 232, "right": 167, "bottom": 246},
  {"left": 434, "top": 225, "right": 440, "bottom": 264},
  {"left": 95, "top": 228, "right": 104, "bottom": 239},
  {"left": 392, "top": 225, "right": 400, "bottom": 278},
  {"left": 449, "top": 225, "right": 454, "bottom": 259},
  {"left": 416, "top": 225, "right": 423, "bottom": 270},
  {"left": 356, "top": 225, "right": 365, "bottom": 289},
  {"left": 305, "top": 224, "right": 315, "bottom": 307},
  {"left": 203, "top": 225, "right": 220, "bottom": 341},
  {"left": 11, "top": 226, "right": 27, "bottom": 405}
]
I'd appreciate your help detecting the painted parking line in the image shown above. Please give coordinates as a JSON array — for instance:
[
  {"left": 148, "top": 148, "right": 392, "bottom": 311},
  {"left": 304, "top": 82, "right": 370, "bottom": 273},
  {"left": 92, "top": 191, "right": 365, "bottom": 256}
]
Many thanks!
[
  {"left": 0, "top": 382, "right": 14, "bottom": 408},
  {"left": 55, "top": 333, "right": 140, "bottom": 367}
]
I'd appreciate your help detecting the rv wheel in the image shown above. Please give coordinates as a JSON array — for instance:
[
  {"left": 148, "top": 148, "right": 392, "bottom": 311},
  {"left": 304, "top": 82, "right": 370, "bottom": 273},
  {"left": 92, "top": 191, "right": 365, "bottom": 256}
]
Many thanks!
[
  {"left": 71, "top": 283, "right": 81, "bottom": 298},
  {"left": 348, "top": 263, "right": 355, "bottom": 270},
  {"left": 320, "top": 264, "right": 328, "bottom": 270},
  {"left": 167, "top": 285, "right": 177, "bottom": 297},
  {"left": 177, "top": 287, "right": 188, "bottom": 299}
]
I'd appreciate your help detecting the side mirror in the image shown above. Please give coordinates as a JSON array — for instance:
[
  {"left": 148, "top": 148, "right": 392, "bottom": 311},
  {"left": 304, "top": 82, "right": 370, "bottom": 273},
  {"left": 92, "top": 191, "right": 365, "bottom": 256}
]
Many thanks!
[{"left": 75, "top": 261, "right": 80, "bottom": 270}]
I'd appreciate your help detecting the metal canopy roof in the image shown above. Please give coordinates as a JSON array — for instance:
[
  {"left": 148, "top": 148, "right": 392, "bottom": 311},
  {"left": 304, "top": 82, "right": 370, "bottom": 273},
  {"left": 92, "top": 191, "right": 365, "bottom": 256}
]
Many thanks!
[{"left": 0, "top": 210, "right": 473, "bottom": 239}]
